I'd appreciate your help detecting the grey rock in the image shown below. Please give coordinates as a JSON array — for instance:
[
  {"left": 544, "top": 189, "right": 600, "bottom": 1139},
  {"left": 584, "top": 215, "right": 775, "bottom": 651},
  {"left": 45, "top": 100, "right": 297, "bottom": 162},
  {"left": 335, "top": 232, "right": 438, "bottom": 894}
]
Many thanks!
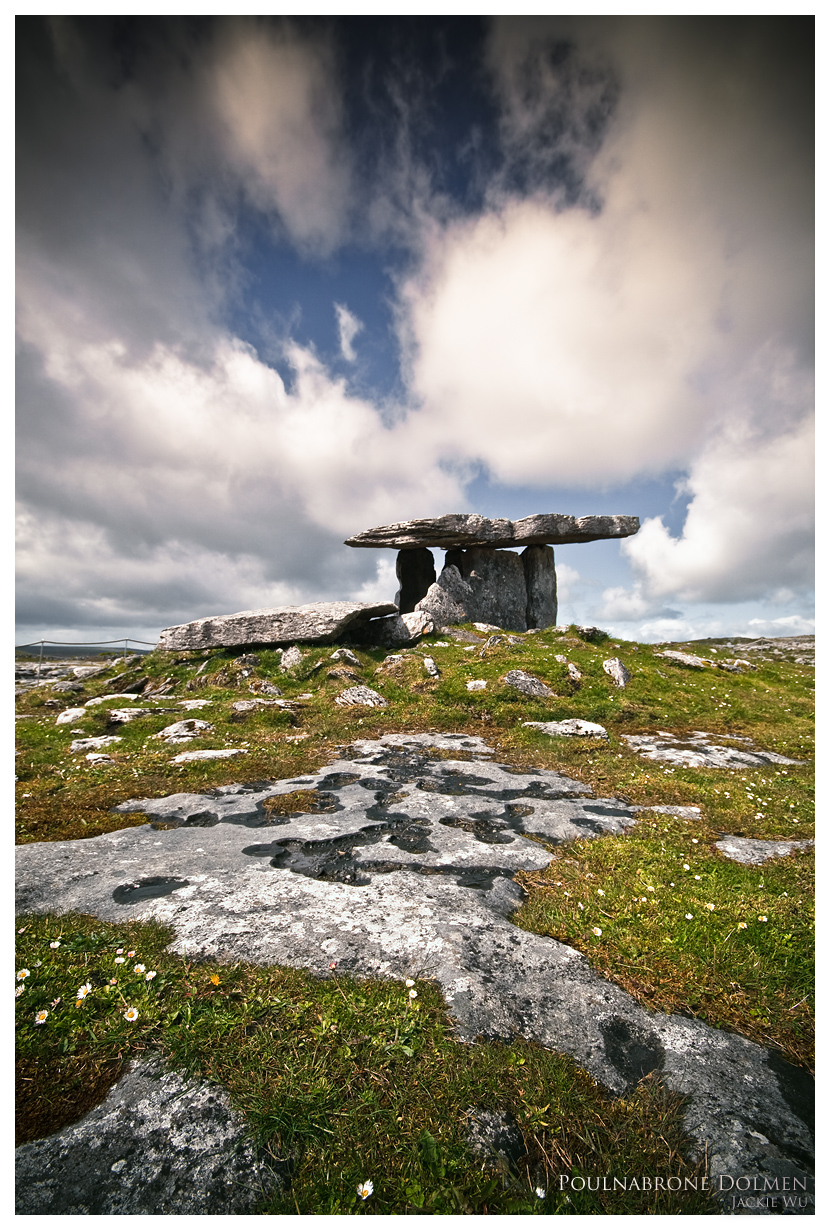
[
  {"left": 466, "top": 680, "right": 487, "bottom": 691},
  {"left": 464, "top": 1108, "right": 526, "bottom": 1172},
  {"left": 279, "top": 646, "right": 304, "bottom": 671},
  {"left": 70, "top": 735, "right": 122, "bottom": 752},
  {"left": 567, "top": 663, "right": 583, "bottom": 683},
  {"left": 233, "top": 699, "right": 292, "bottom": 712},
  {"left": 233, "top": 653, "right": 261, "bottom": 667},
  {"left": 16, "top": 731, "right": 812, "bottom": 1197},
  {"left": 504, "top": 670, "right": 555, "bottom": 699},
  {"left": 654, "top": 649, "right": 752, "bottom": 674},
  {"left": 575, "top": 626, "right": 608, "bottom": 643},
  {"left": 524, "top": 719, "right": 608, "bottom": 739},
  {"left": 446, "top": 547, "right": 528, "bottom": 632},
  {"left": 156, "top": 719, "right": 215, "bottom": 744},
  {"left": 394, "top": 547, "right": 436, "bottom": 613},
  {"left": 170, "top": 749, "right": 248, "bottom": 763},
  {"left": 330, "top": 648, "right": 361, "bottom": 666},
  {"left": 15, "top": 1055, "right": 285, "bottom": 1214},
  {"left": 633, "top": 805, "right": 702, "bottom": 819},
  {"left": 622, "top": 733, "right": 802, "bottom": 769},
  {"left": 248, "top": 681, "right": 283, "bottom": 696},
  {"left": 522, "top": 544, "right": 557, "bottom": 629},
  {"left": 715, "top": 836, "right": 814, "bottom": 866},
  {"left": 158, "top": 601, "right": 398, "bottom": 652},
  {"left": 603, "top": 658, "right": 631, "bottom": 688},
  {"left": 72, "top": 665, "right": 108, "bottom": 679},
  {"left": 86, "top": 753, "right": 114, "bottom": 764},
  {"left": 415, "top": 565, "right": 474, "bottom": 627},
  {"left": 473, "top": 622, "right": 501, "bottom": 633},
  {"left": 108, "top": 708, "right": 155, "bottom": 724},
  {"left": 49, "top": 681, "right": 84, "bottom": 694},
  {"left": 334, "top": 685, "right": 388, "bottom": 708},
  {"left": 345, "top": 512, "right": 639, "bottom": 549},
  {"left": 479, "top": 635, "right": 504, "bottom": 654},
  {"left": 55, "top": 707, "right": 86, "bottom": 725},
  {"left": 422, "top": 657, "right": 440, "bottom": 678}
]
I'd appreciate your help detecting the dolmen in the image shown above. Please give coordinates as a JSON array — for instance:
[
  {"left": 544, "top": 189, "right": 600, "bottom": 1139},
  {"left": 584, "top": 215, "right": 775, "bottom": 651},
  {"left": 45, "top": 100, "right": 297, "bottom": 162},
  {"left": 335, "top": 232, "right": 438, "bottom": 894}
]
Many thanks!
[
  {"left": 346, "top": 513, "right": 639, "bottom": 634},
  {"left": 156, "top": 513, "right": 638, "bottom": 652}
]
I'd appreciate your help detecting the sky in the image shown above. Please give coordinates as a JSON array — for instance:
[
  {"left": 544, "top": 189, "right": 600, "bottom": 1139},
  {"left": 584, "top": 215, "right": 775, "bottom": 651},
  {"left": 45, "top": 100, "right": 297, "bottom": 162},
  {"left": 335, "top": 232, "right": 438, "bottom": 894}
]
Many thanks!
[{"left": 16, "top": 15, "right": 814, "bottom": 647}]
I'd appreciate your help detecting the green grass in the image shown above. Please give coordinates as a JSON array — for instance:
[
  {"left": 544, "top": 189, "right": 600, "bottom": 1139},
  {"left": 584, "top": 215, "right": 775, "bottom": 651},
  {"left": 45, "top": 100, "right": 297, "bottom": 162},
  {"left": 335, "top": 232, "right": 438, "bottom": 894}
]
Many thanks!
[
  {"left": 15, "top": 627, "right": 813, "bottom": 1209},
  {"left": 16, "top": 912, "right": 711, "bottom": 1215}
]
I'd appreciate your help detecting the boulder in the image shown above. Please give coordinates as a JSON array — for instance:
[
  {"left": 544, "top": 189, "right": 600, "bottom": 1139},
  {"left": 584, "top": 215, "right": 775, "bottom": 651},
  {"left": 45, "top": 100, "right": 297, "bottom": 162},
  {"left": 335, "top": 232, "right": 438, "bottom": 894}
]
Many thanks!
[
  {"left": 334, "top": 686, "right": 388, "bottom": 708},
  {"left": 279, "top": 646, "right": 304, "bottom": 671},
  {"left": 70, "top": 735, "right": 122, "bottom": 753},
  {"left": 157, "top": 601, "right": 398, "bottom": 652},
  {"left": 521, "top": 545, "right": 557, "bottom": 629},
  {"left": 603, "top": 658, "right": 631, "bottom": 688},
  {"left": 394, "top": 547, "right": 436, "bottom": 613},
  {"left": 715, "top": 836, "right": 815, "bottom": 866},
  {"left": 170, "top": 749, "right": 247, "bottom": 763},
  {"left": 503, "top": 670, "right": 555, "bottom": 699},
  {"left": 345, "top": 512, "right": 639, "bottom": 549},
  {"left": 156, "top": 719, "right": 214, "bottom": 744},
  {"left": 55, "top": 707, "right": 86, "bottom": 725},
  {"left": 415, "top": 566, "right": 474, "bottom": 628}
]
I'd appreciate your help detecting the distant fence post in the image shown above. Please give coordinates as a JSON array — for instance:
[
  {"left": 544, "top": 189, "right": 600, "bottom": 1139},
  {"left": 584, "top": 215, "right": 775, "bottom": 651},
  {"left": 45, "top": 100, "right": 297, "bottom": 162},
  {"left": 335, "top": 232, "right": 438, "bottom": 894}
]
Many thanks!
[{"left": 37, "top": 641, "right": 44, "bottom": 678}]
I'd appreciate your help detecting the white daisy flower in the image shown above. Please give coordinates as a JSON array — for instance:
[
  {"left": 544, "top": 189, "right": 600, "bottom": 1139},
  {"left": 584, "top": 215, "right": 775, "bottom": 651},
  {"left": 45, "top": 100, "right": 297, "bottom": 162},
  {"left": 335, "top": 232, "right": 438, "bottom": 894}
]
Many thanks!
[{"left": 357, "top": 1180, "right": 373, "bottom": 1200}]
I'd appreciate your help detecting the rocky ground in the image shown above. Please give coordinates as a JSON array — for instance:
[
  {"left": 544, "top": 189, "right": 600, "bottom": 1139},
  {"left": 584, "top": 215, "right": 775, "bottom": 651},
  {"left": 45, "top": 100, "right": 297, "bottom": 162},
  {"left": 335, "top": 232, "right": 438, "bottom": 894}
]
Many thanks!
[{"left": 15, "top": 630, "right": 814, "bottom": 1214}]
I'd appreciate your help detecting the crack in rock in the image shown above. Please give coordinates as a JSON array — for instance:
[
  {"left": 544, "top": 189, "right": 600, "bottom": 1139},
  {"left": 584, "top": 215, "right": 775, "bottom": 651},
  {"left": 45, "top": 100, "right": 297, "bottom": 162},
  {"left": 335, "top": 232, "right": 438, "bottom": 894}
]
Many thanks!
[{"left": 15, "top": 731, "right": 812, "bottom": 1207}]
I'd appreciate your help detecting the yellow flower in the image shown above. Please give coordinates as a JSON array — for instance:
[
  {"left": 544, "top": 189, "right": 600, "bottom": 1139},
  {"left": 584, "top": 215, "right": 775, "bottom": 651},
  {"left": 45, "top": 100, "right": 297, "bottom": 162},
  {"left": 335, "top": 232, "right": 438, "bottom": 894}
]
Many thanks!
[
  {"left": 738, "top": 922, "right": 748, "bottom": 929},
  {"left": 210, "top": 974, "right": 220, "bottom": 985},
  {"left": 124, "top": 1007, "right": 139, "bottom": 1022},
  {"left": 592, "top": 927, "right": 602, "bottom": 937}
]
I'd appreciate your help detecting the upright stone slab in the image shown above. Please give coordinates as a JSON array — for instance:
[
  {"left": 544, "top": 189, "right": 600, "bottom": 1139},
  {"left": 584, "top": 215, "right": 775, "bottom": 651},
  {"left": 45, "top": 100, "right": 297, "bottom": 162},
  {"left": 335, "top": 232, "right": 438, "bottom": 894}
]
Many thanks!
[
  {"left": 522, "top": 545, "right": 557, "bottom": 629},
  {"left": 395, "top": 548, "right": 436, "bottom": 614},
  {"left": 415, "top": 566, "right": 474, "bottom": 628},
  {"left": 445, "top": 548, "right": 528, "bottom": 632}
]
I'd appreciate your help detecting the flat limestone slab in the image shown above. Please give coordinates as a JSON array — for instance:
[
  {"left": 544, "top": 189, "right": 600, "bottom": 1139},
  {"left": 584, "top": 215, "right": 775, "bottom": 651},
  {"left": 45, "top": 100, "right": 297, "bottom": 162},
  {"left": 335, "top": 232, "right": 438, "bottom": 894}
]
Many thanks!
[
  {"left": 16, "top": 1055, "right": 285, "bottom": 1214},
  {"left": 345, "top": 513, "right": 639, "bottom": 549},
  {"left": 157, "top": 601, "right": 397, "bottom": 651},
  {"left": 16, "top": 733, "right": 812, "bottom": 1203}
]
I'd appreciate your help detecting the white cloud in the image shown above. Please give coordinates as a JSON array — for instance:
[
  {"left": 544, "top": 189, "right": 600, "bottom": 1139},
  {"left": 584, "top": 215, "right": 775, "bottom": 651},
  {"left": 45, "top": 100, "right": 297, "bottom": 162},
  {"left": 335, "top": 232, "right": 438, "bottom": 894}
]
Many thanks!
[{"left": 334, "top": 303, "right": 364, "bottom": 362}]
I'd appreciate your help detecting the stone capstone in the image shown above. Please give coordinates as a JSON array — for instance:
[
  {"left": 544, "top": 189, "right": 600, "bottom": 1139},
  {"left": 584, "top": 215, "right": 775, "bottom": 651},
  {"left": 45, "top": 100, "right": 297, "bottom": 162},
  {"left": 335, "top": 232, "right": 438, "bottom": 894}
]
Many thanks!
[
  {"left": 345, "top": 512, "right": 639, "bottom": 549},
  {"left": 15, "top": 732, "right": 812, "bottom": 1204},
  {"left": 15, "top": 1055, "right": 286, "bottom": 1214},
  {"left": 157, "top": 601, "right": 398, "bottom": 652}
]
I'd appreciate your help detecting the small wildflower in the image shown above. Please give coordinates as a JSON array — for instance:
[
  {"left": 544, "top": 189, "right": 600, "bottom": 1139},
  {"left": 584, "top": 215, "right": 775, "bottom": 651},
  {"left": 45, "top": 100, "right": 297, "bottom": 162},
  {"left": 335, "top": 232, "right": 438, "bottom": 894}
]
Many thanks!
[
  {"left": 35, "top": 1009, "right": 48, "bottom": 1025},
  {"left": 124, "top": 1007, "right": 138, "bottom": 1022},
  {"left": 18, "top": 927, "right": 26, "bottom": 934},
  {"left": 15, "top": 985, "right": 24, "bottom": 997},
  {"left": 114, "top": 957, "right": 125, "bottom": 964},
  {"left": 578, "top": 902, "right": 584, "bottom": 910},
  {"left": 34, "top": 960, "right": 42, "bottom": 968},
  {"left": 134, "top": 964, "right": 146, "bottom": 975},
  {"left": 705, "top": 903, "right": 715, "bottom": 911},
  {"left": 670, "top": 882, "right": 675, "bottom": 887},
  {"left": 50, "top": 941, "right": 61, "bottom": 949},
  {"left": 209, "top": 974, "right": 220, "bottom": 985},
  {"left": 692, "top": 838, "right": 699, "bottom": 844},
  {"left": 110, "top": 978, "right": 118, "bottom": 985},
  {"left": 597, "top": 888, "right": 605, "bottom": 896},
  {"left": 116, "top": 949, "right": 124, "bottom": 955},
  {"left": 694, "top": 875, "right": 701, "bottom": 881},
  {"left": 758, "top": 915, "right": 768, "bottom": 922},
  {"left": 405, "top": 979, "right": 415, "bottom": 987},
  {"left": 76, "top": 983, "right": 92, "bottom": 999},
  {"left": 592, "top": 927, "right": 602, "bottom": 937},
  {"left": 357, "top": 1180, "right": 373, "bottom": 1200},
  {"left": 17, "top": 970, "right": 30, "bottom": 981},
  {"left": 685, "top": 913, "right": 693, "bottom": 920},
  {"left": 50, "top": 997, "right": 61, "bottom": 1006},
  {"left": 738, "top": 922, "right": 748, "bottom": 929},
  {"left": 409, "top": 989, "right": 417, "bottom": 999},
  {"left": 145, "top": 971, "right": 156, "bottom": 981},
  {"left": 640, "top": 896, "right": 647, "bottom": 903},
  {"left": 126, "top": 951, "right": 135, "bottom": 958},
  {"left": 535, "top": 1187, "right": 546, "bottom": 1198},
  {"left": 329, "top": 962, "right": 337, "bottom": 970},
  {"left": 647, "top": 885, "right": 655, "bottom": 892}
]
